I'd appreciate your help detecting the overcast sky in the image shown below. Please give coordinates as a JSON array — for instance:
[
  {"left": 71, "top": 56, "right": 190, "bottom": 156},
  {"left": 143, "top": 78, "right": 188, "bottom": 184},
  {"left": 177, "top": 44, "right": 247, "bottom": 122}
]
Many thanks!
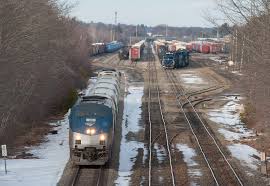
[{"left": 69, "top": 0, "right": 218, "bottom": 27}]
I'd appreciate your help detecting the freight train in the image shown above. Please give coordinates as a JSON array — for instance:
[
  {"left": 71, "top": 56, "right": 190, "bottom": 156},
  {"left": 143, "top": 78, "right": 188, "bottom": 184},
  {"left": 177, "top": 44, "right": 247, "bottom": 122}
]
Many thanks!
[
  {"left": 69, "top": 69, "right": 121, "bottom": 165},
  {"left": 118, "top": 46, "right": 130, "bottom": 60},
  {"left": 154, "top": 40, "right": 190, "bottom": 69},
  {"left": 89, "top": 41, "right": 123, "bottom": 56},
  {"left": 161, "top": 50, "right": 189, "bottom": 69},
  {"left": 189, "top": 41, "right": 224, "bottom": 54}
]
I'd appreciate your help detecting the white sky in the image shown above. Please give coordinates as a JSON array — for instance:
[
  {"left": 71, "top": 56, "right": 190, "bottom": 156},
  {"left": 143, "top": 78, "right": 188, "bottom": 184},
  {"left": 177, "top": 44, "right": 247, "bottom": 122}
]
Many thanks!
[{"left": 68, "top": 0, "right": 219, "bottom": 27}]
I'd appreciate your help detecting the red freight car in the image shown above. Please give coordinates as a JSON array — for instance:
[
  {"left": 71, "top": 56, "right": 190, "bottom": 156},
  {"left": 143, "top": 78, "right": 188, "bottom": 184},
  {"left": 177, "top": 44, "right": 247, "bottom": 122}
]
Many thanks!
[
  {"left": 186, "top": 43, "right": 193, "bottom": 52},
  {"left": 208, "top": 43, "right": 222, "bottom": 53},
  {"left": 130, "top": 40, "right": 145, "bottom": 61},
  {"left": 201, "top": 44, "right": 210, "bottom": 54}
]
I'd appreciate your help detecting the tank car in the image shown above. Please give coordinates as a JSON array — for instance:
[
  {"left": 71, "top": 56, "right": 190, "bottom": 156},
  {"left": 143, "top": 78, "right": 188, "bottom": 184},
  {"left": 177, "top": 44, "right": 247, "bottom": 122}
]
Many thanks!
[
  {"left": 69, "top": 70, "right": 120, "bottom": 165},
  {"left": 105, "top": 41, "right": 123, "bottom": 53}
]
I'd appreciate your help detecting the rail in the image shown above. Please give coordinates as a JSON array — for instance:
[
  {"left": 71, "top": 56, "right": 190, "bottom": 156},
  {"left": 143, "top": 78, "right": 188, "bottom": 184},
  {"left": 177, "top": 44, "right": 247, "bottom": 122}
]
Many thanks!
[
  {"left": 164, "top": 68, "right": 243, "bottom": 186},
  {"left": 147, "top": 48, "right": 176, "bottom": 186}
]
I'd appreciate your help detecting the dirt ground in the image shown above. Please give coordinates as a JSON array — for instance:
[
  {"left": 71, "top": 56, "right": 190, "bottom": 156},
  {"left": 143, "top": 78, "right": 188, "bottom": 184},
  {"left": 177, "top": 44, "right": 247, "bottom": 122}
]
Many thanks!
[{"left": 192, "top": 54, "right": 270, "bottom": 143}]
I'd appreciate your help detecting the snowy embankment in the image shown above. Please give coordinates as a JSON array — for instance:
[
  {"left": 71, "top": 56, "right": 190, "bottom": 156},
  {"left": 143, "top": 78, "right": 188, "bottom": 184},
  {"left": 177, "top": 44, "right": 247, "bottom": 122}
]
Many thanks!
[
  {"left": 0, "top": 114, "right": 69, "bottom": 186},
  {"left": 207, "top": 96, "right": 261, "bottom": 171},
  {"left": 0, "top": 77, "right": 97, "bottom": 186}
]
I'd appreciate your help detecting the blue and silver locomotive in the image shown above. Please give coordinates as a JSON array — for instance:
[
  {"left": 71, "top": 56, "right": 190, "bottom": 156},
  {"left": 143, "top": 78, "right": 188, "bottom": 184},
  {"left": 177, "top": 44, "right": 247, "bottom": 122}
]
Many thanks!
[{"left": 69, "top": 70, "right": 121, "bottom": 165}]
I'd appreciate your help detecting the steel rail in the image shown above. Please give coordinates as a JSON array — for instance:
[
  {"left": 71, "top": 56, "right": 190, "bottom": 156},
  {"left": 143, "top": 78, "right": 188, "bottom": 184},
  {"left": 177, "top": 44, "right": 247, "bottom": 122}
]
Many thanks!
[
  {"left": 165, "top": 68, "right": 243, "bottom": 186},
  {"left": 148, "top": 46, "right": 176, "bottom": 186}
]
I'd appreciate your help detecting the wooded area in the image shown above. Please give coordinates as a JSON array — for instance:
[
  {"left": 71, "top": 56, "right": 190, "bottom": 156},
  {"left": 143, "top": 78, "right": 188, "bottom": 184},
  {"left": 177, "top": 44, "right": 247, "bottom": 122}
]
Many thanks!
[
  {"left": 0, "top": 0, "right": 91, "bottom": 144},
  {"left": 216, "top": 0, "right": 270, "bottom": 147}
]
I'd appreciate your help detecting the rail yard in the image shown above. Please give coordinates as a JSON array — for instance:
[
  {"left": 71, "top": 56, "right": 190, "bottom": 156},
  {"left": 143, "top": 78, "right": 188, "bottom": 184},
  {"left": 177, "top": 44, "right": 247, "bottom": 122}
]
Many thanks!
[
  {"left": 1, "top": 1, "right": 270, "bottom": 186},
  {"left": 55, "top": 39, "right": 269, "bottom": 185}
]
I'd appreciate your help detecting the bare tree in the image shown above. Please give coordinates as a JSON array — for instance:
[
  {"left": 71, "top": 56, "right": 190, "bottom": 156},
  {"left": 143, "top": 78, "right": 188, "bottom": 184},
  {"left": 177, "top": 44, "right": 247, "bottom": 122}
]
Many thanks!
[
  {"left": 210, "top": 0, "right": 270, "bottom": 148},
  {"left": 0, "top": 0, "right": 91, "bottom": 146}
]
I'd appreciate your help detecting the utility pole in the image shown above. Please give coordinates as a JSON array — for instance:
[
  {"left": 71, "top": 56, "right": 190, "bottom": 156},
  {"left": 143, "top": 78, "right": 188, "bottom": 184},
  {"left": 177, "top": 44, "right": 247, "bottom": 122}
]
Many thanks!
[
  {"left": 114, "top": 11, "right": 117, "bottom": 41},
  {"left": 136, "top": 25, "right": 138, "bottom": 38},
  {"left": 165, "top": 24, "right": 168, "bottom": 38},
  {"left": 111, "top": 26, "right": 113, "bottom": 41},
  {"left": 235, "top": 29, "right": 238, "bottom": 71}
]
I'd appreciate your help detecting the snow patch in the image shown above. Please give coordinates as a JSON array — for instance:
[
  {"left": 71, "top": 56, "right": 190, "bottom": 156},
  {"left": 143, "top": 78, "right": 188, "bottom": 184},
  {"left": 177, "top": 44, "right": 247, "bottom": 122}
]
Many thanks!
[
  {"left": 115, "top": 85, "right": 147, "bottom": 186},
  {"left": 228, "top": 143, "right": 260, "bottom": 170},
  {"left": 207, "top": 96, "right": 255, "bottom": 141},
  {"left": 154, "top": 143, "right": 166, "bottom": 164},
  {"left": 176, "top": 144, "right": 202, "bottom": 179},
  {"left": 180, "top": 73, "right": 205, "bottom": 85},
  {"left": 0, "top": 113, "right": 70, "bottom": 186}
]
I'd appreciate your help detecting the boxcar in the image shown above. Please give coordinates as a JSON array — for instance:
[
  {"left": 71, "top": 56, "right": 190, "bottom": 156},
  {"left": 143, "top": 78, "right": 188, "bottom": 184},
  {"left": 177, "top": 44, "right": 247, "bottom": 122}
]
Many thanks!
[{"left": 130, "top": 40, "right": 145, "bottom": 61}]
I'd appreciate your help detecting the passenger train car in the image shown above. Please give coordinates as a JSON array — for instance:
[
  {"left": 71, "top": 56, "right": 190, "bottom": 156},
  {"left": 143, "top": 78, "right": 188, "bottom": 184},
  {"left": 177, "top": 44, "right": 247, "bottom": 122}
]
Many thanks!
[{"left": 69, "top": 70, "right": 121, "bottom": 165}]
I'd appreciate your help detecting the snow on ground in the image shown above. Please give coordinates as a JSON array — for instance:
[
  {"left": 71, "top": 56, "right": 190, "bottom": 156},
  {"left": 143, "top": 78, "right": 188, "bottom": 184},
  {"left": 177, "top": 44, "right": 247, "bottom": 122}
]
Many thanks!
[
  {"left": 209, "top": 56, "right": 226, "bottom": 64},
  {"left": 114, "top": 85, "right": 147, "bottom": 186},
  {"left": 207, "top": 96, "right": 256, "bottom": 142},
  {"left": 231, "top": 71, "right": 243, "bottom": 76},
  {"left": 228, "top": 144, "right": 260, "bottom": 170},
  {"left": 0, "top": 113, "right": 70, "bottom": 186},
  {"left": 207, "top": 96, "right": 260, "bottom": 170},
  {"left": 175, "top": 144, "right": 202, "bottom": 178},
  {"left": 0, "top": 77, "right": 98, "bottom": 186},
  {"left": 154, "top": 143, "right": 166, "bottom": 164},
  {"left": 180, "top": 73, "right": 204, "bottom": 85}
]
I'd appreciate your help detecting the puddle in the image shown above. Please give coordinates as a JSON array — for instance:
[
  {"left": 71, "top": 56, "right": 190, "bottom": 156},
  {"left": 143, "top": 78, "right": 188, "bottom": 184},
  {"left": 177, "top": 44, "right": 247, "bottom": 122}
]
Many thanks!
[
  {"left": 175, "top": 144, "right": 202, "bottom": 181},
  {"left": 114, "top": 85, "right": 147, "bottom": 185}
]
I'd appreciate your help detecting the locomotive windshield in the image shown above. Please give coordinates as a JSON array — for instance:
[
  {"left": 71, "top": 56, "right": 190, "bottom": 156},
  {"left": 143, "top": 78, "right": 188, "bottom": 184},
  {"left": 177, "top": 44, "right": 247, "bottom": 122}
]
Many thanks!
[{"left": 70, "top": 102, "right": 114, "bottom": 134}]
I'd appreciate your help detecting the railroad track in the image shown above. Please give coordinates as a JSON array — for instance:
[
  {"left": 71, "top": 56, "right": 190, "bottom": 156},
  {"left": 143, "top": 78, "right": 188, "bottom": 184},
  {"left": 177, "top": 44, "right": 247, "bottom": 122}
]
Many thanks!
[
  {"left": 147, "top": 47, "right": 175, "bottom": 186},
  {"left": 164, "top": 68, "right": 244, "bottom": 186},
  {"left": 71, "top": 166, "right": 103, "bottom": 186}
]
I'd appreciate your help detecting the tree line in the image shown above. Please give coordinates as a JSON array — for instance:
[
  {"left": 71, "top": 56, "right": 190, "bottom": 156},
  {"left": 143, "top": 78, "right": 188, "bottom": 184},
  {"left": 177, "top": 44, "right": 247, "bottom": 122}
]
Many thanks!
[
  {"left": 214, "top": 0, "right": 270, "bottom": 144},
  {"left": 0, "top": 0, "right": 92, "bottom": 145}
]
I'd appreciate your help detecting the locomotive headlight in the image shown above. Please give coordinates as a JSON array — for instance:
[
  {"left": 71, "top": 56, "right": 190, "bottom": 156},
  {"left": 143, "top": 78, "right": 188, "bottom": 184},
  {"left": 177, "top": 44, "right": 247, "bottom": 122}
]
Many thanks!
[
  {"left": 100, "top": 134, "right": 106, "bottom": 141},
  {"left": 90, "top": 128, "right": 96, "bottom": 135},
  {"left": 86, "top": 128, "right": 96, "bottom": 135},
  {"left": 75, "top": 135, "right": 81, "bottom": 140}
]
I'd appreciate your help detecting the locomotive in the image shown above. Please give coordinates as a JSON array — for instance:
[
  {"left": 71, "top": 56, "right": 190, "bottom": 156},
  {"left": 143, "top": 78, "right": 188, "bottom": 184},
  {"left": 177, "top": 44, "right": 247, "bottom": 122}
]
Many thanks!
[
  {"left": 69, "top": 69, "right": 121, "bottom": 165},
  {"left": 118, "top": 46, "right": 130, "bottom": 60}
]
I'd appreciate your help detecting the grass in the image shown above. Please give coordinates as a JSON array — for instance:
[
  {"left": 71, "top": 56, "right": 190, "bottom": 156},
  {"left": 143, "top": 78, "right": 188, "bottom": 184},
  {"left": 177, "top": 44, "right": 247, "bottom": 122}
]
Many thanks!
[{"left": 240, "top": 102, "right": 256, "bottom": 125}]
